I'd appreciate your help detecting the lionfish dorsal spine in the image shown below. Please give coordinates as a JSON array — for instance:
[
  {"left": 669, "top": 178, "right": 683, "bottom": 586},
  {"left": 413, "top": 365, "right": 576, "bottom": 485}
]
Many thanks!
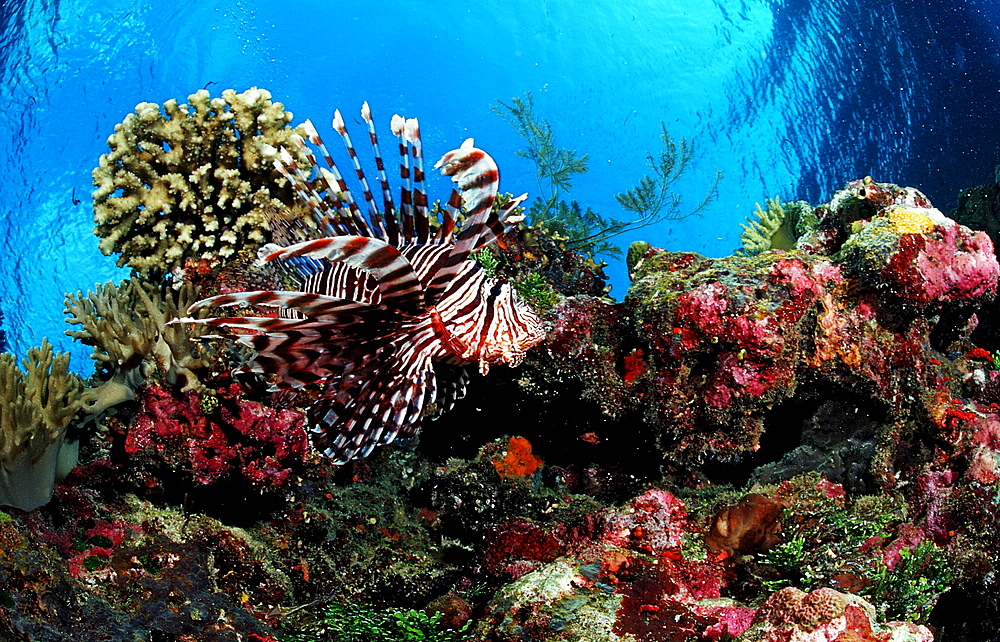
[
  {"left": 390, "top": 114, "right": 416, "bottom": 242},
  {"left": 303, "top": 118, "right": 373, "bottom": 237},
  {"left": 297, "top": 124, "right": 351, "bottom": 228},
  {"left": 402, "top": 118, "right": 432, "bottom": 244},
  {"left": 274, "top": 145, "right": 343, "bottom": 237},
  {"left": 332, "top": 108, "right": 388, "bottom": 240},
  {"left": 361, "top": 101, "right": 400, "bottom": 245}
]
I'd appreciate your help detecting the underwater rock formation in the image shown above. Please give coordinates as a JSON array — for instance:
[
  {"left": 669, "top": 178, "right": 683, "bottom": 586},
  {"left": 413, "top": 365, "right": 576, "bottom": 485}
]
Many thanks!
[
  {"left": 92, "top": 87, "right": 313, "bottom": 278},
  {"left": 473, "top": 485, "right": 935, "bottom": 641},
  {"left": 622, "top": 178, "right": 999, "bottom": 466},
  {"left": 125, "top": 383, "right": 311, "bottom": 488}
]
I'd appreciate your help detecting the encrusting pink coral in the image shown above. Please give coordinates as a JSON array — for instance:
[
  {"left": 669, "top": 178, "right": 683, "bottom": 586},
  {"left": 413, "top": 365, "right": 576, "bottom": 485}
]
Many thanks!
[{"left": 126, "top": 384, "right": 310, "bottom": 487}]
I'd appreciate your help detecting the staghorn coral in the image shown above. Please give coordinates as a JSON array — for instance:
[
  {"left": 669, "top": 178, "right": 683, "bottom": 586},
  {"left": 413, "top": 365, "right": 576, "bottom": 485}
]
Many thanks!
[
  {"left": 739, "top": 197, "right": 817, "bottom": 255},
  {"left": 92, "top": 87, "right": 314, "bottom": 278},
  {"left": 64, "top": 279, "right": 214, "bottom": 413},
  {"left": 0, "top": 340, "right": 84, "bottom": 510}
]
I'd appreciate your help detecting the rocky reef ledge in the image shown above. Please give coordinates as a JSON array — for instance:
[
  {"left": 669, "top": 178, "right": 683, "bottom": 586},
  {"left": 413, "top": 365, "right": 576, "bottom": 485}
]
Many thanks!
[{"left": 6, "top": 167, "right": 1000, "bottom": 640}]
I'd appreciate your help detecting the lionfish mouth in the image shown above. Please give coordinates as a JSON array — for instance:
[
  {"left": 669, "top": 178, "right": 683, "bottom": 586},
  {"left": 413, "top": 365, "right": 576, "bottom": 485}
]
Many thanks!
[{"left": 177, "top": 101, "right": 547, "bottom": 464}]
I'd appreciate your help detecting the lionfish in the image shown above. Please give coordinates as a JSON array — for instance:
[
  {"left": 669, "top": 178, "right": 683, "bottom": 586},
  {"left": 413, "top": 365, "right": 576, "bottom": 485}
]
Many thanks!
[{"left": 181, "top": 102, "right": 546, "bottom": 464}]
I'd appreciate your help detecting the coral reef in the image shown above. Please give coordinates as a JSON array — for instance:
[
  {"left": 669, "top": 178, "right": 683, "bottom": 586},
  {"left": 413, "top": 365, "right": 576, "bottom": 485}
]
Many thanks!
[
  {"left": 14, "top": 79, "right": 1000, "bottom": 641},
  {"left": 741, "top": 587, "right": 933, "bottom": 641},
  {"left": 0, "top": 340, "right": 84, "bottom": 511},
  {"left": 92, "top": 87, "right": 313, "bottom": 278},
  {"left": 64, "top": 279, "right": 215, "bottom": 413},
  {"left": 622, "top": 179, "right": 999, "bottom": 465}
]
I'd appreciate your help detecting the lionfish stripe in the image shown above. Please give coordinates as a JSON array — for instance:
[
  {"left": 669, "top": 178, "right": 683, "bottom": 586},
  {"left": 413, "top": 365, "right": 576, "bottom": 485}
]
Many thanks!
[
  {"left": 402, "top": 118, "right": 431, "bottom": 243},
  {"left": 435, "top": 188, "right": 462, "bottom": 244},
  {"left": 435, "top": 140, "right": 499, "bottom": 224},
  {"left": 333, "top": 108, "right": 388, "bottom": 240},
  {"left": 184, "top": 290, "right": 380, "bottom": 322},
  {"left": 299, "top": 263, "right": 379, "bottom": 305},
  {"left": 311, "top": 343, "right": 436, "bottom": 463},
  {"left": 391, "top": 114, "right": 416, "bottom": 242},
  {"left": 278, "top": 139, "right": 356, "bottom": 235},
  {"left": 362, "top": 102, "right": 399, "bottom": 245},
  {"left": 303, "top": 118, "right": 373, "bottom": 237},
  {"left": 263, "top": 237, "right": 424, "bottom": 312}
]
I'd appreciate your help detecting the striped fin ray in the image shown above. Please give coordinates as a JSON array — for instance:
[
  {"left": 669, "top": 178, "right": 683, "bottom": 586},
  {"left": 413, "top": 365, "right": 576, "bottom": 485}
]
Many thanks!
[
  {"left": 184, "top": 290, "right": 378, "bottom": 320},
  {"left": 271, "top": 145, "right": 347, "bottom": 237},
  {"left": 361, "top": 101, "right": 400, "bottom": 245},
  {"left": 440, "top": 143, "right": 528, "bottom": 252},
  {"left": 421, "top": 142, "right": 518, "bottom": 302},
  {"left": 241, "top": 319, "right": 391, "bottom": 391},
  {"left": 427, "top": 363, "right": 471, "bottom": 419},
  {"left": 310, "top": 339, "right": 437, "bottom": 463},
  {"left": 298, "top": 261, "right": 379, "bottom": 306},
  {"left": 244, "top": 330, "right": 397, "bottom": 390},
  {"left": 402, "top": 118, "right": 432, "bottom": 243},
  {"left": 283, "top": 134, "right": 357, "bottom": 236},
  {"left": 302, "top": 119, "right": 374, "bottom": 238},
  {"left": 188, "top": 314, "right": 399, "bottom": 338},
  {"left": 332, "top": 109, "right": 387, "bottom": 240},
  {"left": 390, "top": 115, "right": 416, "bottom": 242},
  {"left": 259, "top": 236, "right": 425, "bottom": 313},
  {"left": 435, "top": 187, "right": 462, "bottom": 244}
]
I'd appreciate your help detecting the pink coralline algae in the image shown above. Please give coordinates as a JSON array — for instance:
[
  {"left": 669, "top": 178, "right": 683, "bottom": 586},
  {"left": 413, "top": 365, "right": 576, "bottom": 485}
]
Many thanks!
[
  {"left": 741, "top": 587, "right": 932, "bottom": 641},
  {"left": 622, "top": 179, "right": 1000, "bottom": 465},
  {"left": 475, "top": 488, "right": 931, "bottom": 642},
  {"left": 846, "top": 208, "right": 1000, "bottom": 305},
  {"left": 126, "top": 383, "right": 310, "bottom": 487}
]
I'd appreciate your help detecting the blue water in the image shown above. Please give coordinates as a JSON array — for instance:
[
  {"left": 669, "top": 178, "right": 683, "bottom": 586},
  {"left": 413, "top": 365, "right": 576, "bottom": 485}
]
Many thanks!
[{"left": 2, "top": 0, "right": 999, "bottom": 370}]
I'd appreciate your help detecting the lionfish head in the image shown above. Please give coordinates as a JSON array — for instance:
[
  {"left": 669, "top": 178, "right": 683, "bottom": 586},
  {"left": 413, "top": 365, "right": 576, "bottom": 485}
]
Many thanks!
[{"left": 445, "top": 278, "right": 547, "bottom": 375}]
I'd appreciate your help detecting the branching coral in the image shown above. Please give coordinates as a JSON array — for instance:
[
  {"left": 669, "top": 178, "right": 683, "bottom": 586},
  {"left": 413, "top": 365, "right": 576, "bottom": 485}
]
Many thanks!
[
  {"left": 92, "top": 87, "right": 314, "bottom": 278},
  {"left": 0, "top": 340, "right": 84, "bottom": 510},
  {"left": 64, "top": 280, "right": 213, "bottom": 414}
]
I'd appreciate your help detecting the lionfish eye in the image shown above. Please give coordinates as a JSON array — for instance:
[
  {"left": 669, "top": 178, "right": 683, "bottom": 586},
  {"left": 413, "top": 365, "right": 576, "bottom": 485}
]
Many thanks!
[{"left": 490, "top": 283, "right": 504, "bottom": 297}]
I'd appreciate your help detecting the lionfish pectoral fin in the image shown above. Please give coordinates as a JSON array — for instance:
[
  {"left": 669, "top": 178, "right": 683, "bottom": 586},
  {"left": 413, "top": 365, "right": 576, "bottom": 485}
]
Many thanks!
[{"left": 309, "top": 345, "right": 437, "bottom": 464}]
